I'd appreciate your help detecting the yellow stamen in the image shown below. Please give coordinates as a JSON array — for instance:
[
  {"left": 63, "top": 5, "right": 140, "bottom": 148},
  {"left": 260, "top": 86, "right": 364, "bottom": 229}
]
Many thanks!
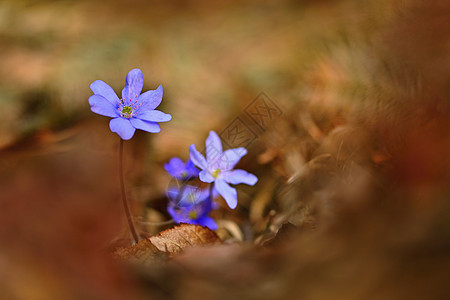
[
  {"left": 212, "top": 169, "right": 221, "bottom": 178},
  {"left": 188, "top": 211, "right": 198, "bottom": 219}
]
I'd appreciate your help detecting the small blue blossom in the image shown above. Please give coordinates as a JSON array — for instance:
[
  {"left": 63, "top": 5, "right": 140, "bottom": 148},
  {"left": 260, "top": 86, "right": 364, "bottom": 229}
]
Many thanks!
[
  {"left": 89, "top": 68, "right": 172, "bottom": 140},
  {"left": 167, "top": 185, "right": 217, "bottom": 230},
  {"left": 189, "top": 131, "right": 258, "bottom": 209},
  {"left": 164, "top": 158, "right": 199, "bottom": 180}
]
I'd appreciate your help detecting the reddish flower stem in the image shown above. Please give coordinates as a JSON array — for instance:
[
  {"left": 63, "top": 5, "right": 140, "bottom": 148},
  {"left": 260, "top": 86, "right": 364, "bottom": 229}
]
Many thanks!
[{"left": 119, "top": 138, "right": 139, "bottom": 244}]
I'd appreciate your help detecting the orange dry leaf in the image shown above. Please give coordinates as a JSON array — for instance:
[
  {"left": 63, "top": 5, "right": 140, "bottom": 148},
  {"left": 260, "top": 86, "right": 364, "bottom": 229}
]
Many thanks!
[{"left": 149, "top": 224, "right": 222, "bottom": 254}]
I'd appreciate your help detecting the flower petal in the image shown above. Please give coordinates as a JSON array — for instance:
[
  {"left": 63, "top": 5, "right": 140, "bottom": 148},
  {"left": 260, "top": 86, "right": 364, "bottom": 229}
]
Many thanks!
[
  {"left": 199, "top": 170, "right": 214, "bottom": 183},
  {"left": 215, "top": 178, "right": 238, "bottom": 209},
  {"left": 186, "top": 160, "right": 200, "bottom": 177},
  {"left": 164, "top": 157, "right": 185, "bottom": 176},
  {"left": 180, "top": 185, "right": 208, "bottom": 205},
  {"left": 206, "top": 131, "right": 223, "bottom": 163},
  {"left": 130, "top": 118, "right": 161, "bottom": 133},
  {"left": 136, "top": 110, "right": 172, "bottom": 122},
  {"left": 196, "top": 216, "right": 218, "bottom": 230},
  {"left": 139, "top": 85, "right": 163, "bottom": 110},
  {"left": 122, "top": 69, "right": 144, "bottom": 102},
  {"left": 223, "top": 169, "right": 258, "bottom": 186},
  {"left": 90, "top": 80, "right": 120, "bottom": 106},
  {"left": 167, "top": 205, "right": 186, "bottom": 224},
  {"left": 109, "top": 118, "right": 136, "bottom": 140},
  {"left": 189, "top": 144, "right": 207, "bottom": 170},
  {"left": 218, "top": 147, "right": 247, "bottom": 171},
  {"left": 166, "top": 188, "right": 179, "bottom": 201},
  {"left": 89, "top": 95, "right": 119, "bottom": 118}
]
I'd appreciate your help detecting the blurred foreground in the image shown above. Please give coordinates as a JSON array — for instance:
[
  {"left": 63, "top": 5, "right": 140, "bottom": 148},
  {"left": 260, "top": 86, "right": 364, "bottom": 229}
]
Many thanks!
[{"left": 1, "top": 0, "right": 449, "bottom": 299}]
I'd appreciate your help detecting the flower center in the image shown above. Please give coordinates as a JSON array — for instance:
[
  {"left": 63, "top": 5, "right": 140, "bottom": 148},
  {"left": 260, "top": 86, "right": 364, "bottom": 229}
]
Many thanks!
[
  {"left": 121, "top": 106, "right": 133, "bottom": 118},
  {"left": 212, "top": 169, "right": 221, "bottom": 178},
  {"left": 188, "top": 210, "right": 198, "bottom": 219},
  {"left": 118, "top": 98, "right": 141, "bottom": 118}
]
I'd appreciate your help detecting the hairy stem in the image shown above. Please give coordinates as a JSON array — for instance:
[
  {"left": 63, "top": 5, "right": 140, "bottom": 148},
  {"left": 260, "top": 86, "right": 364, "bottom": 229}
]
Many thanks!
[{"left": 119, "top": 139, "right": 139, "bottom": 244}]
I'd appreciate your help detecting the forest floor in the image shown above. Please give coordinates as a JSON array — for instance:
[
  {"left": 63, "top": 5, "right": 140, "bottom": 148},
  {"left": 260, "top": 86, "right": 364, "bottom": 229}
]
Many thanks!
[{"left": 1, "top": 1, "right": 449, "bottom": 299}]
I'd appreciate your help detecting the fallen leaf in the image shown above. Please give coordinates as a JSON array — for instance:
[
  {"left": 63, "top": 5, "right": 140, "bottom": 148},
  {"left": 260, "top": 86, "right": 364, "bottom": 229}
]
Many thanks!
[
  {"left": 113, "top": 238, "right": 167, "bottom": 265},
  {"left": 149, "top": 224, "right": 221, "bottom": 254}
]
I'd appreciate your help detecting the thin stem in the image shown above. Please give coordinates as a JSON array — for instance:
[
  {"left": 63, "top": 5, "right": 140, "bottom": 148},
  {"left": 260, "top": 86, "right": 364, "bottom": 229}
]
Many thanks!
[
  {"left": 119, "top": 138, "right": 139, "bottom": 244},
  {"left": 209, "top": 183, "right": 214, "bottom": 201}
]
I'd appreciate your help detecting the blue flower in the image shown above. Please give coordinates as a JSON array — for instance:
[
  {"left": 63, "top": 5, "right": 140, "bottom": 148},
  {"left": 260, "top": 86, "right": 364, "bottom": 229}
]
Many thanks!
[
  {"left": 189, "top": 131, "right": 258, "bottom": 209},
  {"left": 89, "top": 68, "right": 172, "bottom": 140},
  {"left": 167, "top": 185, "right": 217, "bottom": 230},
  {"left": 164, "top": 157, "right": 199, "bottom": 180}
]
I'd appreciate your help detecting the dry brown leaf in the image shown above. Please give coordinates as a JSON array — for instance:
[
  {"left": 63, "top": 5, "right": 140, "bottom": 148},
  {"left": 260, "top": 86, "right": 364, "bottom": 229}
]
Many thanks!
[
  {"left": 149, "top": 224, "right": 221, "bottom": 254},
  {"left": 113, "top": 238, "right": 167, "bottom": 265}
]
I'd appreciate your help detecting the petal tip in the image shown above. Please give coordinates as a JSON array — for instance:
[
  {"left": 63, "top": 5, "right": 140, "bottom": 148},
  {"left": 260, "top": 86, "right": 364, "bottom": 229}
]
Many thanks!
[
  {"left": 226, "top": 196, "right": 237, "bottom": 209},
  {"left": 109, "top": 118, "right": 136, "bottom": 140},
  {"left": 237, "top": 147, "right": 248, "bottom": 156},
  {"left": 89, "top": 80, "right": 101, "bottom": 93},
  {"left": 127, "top": 68, "right": 143, "bottom": 76},
  {"left": 209, "top": 130, "right": 219, "bottom": 138},
  {"left": 88, "top": 94, "right": 96, "bottom": 106},
  {"left": 249, "top": 175, "right": 258, "bottom": 185}
]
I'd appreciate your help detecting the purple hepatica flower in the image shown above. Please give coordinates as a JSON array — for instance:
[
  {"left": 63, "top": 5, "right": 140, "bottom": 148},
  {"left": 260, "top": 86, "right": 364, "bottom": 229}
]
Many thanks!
[
  {"left": 167, "top": 185, "right": 217, "bottom": 230},
  {"left": 189, "top": 131, "right": 258, "bottom": 209},
  {"left": 89, "top": 68, "right": 172, "bottom": 140},
  {"left": 164, "top": 157, "right": 199, "bottom": 180}
]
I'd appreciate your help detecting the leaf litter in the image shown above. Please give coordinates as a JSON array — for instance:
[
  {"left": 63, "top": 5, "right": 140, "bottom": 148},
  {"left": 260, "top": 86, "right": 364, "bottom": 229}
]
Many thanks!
[{"left": 1, "top": 0, "right": 450, "bottom": 299}]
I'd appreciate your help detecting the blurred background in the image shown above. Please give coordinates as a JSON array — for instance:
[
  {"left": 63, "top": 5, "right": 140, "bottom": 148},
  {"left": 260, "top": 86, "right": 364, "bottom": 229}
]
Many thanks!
[{"left": 1, "top": 0, "right": 449, "bottom": 299}]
